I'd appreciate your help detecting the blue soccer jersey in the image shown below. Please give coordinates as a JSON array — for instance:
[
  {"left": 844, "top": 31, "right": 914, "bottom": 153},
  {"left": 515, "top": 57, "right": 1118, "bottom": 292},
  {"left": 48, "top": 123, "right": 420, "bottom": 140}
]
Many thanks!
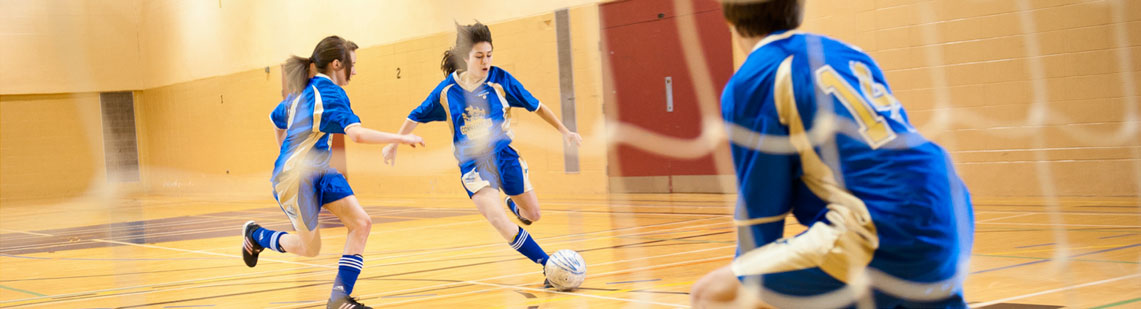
[
  {"left": 269, "top": 74, "right": 361, "bottom": 231},
  {"left": 722, "top": 31, "right": 974, "bottom": 290},
  {"left": 407, "top": 66, "right": 542, "bottom": 164}
]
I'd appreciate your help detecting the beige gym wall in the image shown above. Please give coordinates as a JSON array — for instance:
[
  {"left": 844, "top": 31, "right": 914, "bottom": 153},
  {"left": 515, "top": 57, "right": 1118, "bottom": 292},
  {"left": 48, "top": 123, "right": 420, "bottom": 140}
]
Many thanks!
[
  {"left": 791, "top": 0, "right": 1141, "bottom": 197},
  {"left": 1, "top": 1, "right": 606, "bottom": 200}
]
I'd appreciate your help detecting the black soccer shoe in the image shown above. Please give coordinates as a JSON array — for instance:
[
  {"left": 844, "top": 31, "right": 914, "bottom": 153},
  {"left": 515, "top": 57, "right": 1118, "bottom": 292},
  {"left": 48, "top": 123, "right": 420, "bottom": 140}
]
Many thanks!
[
  {"left": 327, "top": 295, "right": 372, "bottom": 309},
  {"left": 241, "top": 221, "right": 264, "bottom": 268},
  {"left": 505, "top": 196, "right": 532, "bottom": 225},
  {"left": 542, "top": 266, "right": 553, "bottom": 289}
]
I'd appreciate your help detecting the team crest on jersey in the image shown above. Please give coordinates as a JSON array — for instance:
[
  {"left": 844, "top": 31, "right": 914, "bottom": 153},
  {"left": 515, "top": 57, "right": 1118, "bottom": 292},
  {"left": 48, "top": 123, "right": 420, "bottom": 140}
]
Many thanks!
[
  {"left": 460, "top": 106, "right": 494, "bottom": 154},
  {"left": 460, "top": 106, "right": 492, "bottom": 137}
]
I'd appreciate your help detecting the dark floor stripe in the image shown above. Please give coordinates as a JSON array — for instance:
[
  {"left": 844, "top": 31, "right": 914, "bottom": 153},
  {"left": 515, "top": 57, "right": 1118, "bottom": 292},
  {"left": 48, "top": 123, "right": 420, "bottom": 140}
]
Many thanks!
[
  {"left": 381, "top": 294, "right": 436, "bottom": 299},
  {"left": 1014, "top": 242, "right": 1054, "bottom": 248},
  {"left": 607, "top": 279, "right": 661, "bottom": 284},
  {"left": 1099, "top": 233, "right": 1138, "bottom": 239},
  {"left": 973, "top": 243, "right": 1141, "bottom": 274}
]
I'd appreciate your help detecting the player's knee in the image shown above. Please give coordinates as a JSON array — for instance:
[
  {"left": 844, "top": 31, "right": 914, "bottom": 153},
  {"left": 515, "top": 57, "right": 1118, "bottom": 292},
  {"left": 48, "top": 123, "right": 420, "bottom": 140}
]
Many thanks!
[
  {"left": 690, "top": 274, "right": 713, "bottom": 305},
  {"left": 691, "top": 267, "right": 738, "bottom": 307},
  {"left": 350, "top": 216, "right": 372, "bottom": 234},
  {"left": 525, "top": 208, "right": 541, "bottom": 222},
  {"left": 690, "top": 285, "right": 712, "bottom": 307}
]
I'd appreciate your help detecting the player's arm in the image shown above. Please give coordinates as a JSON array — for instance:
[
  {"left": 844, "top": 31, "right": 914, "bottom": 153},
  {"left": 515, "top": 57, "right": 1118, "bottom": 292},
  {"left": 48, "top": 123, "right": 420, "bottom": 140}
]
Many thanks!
[
  {"left": 275, "top": 128, "right": 286, "bottom": 146},
  {"left": 381, "top": 119, "right": 421, "bottom": 166},
  {"left": 500, "top": 70, "right": 583, "bottom": 147},
  {"left": 345, "top": 125, "right": 423, "bottom": 146},
  {"left": 535, "top": 105, "right": 582, "bottom": 147},
  {"left": 270, "top": 97, "right": 292, "bottom": 147}
]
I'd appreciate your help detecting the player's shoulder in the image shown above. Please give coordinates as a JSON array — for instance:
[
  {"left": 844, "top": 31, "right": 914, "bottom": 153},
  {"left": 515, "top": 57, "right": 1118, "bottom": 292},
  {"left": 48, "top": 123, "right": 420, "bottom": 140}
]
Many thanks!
[
  {"left": 487, "top": 66, "right": 514, "bottom": 82},
  {"left": 308, "top": 76, "right": 349, "bottom": 105},
  {"left": 435, "top": 72, "right": 459, "bottom": 91},
  {"left": 310, "top": 76, "right": 343, "bottom": 93},
  {"left": 751, "top": 31, "right": 870, "bottom": 64}
]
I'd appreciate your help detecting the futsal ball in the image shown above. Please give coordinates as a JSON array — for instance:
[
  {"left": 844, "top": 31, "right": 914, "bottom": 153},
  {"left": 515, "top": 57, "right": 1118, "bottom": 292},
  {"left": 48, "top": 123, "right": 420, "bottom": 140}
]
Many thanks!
[{"left": 544, "top": 249, "right": 586, "bottom": 291}]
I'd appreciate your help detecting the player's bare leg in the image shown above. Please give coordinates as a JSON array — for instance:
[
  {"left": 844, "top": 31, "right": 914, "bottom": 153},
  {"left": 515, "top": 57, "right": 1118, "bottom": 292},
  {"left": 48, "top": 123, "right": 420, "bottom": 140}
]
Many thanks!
[
  {"left": 277, "top": 224, "right": 322, "bottom": 257},
  {"left": 323, "top": 195, "right": 372, "bottom": 255},
  {"left": 508, "top": 190, "right": 542, "bottom": 223},
  {"left": 320, "top": 195, "right": 374, "bottom": 308},
  {"left": 473, "top": 188, "right": 519, "bottom": 241}
]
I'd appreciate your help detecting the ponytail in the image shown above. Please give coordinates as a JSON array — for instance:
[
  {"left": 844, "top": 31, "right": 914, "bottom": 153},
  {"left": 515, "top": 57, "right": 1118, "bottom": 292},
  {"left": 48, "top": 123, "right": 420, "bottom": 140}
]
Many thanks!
[
  {"left": 284, "top": 55, "right": 312, "bottom": 95},
  {"left": 440, "top": 48, "right": 460, "bottom": 76},
  {"left": 283, "top": 36, "right": 359, "bottom": 95}
]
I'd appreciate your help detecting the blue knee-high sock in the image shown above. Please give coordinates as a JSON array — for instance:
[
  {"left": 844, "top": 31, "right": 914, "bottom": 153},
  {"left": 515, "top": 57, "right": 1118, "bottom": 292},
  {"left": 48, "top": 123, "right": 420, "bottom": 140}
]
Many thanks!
[
  {"left": 332, "top": 254, "right": 364, "bottom": 298},
  {"left": 510, "top": 226, "right": 549, "bottom": 265},
  {"left": 253, "top": 227, "right": 287, "bottom": 253}
]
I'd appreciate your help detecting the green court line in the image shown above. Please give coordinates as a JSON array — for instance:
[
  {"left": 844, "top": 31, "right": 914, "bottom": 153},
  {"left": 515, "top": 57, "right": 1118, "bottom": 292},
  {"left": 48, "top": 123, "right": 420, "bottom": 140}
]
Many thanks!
[
  {"left": 0, "top": 284, "right": 46, "bottom": 297},
  {"left": 1091, "top": 297, "right": 1141, "bottom": 309},
  {"left": 973, "top": 254, "right": 1139, "bottom": 265}
]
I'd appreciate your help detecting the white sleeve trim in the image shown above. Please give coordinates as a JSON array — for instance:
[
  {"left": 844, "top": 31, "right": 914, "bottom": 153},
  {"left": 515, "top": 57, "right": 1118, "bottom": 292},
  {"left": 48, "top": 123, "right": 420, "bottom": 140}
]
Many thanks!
[{"left": 270, "top": 114, "right": 286, "bottom": 129}]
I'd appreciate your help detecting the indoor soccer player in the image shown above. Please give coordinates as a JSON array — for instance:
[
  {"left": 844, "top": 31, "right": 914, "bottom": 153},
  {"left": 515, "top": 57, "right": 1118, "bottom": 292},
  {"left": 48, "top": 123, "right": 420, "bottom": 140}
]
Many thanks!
[{"left": 690, "top": 1, "right": 974, "bottom": 307}]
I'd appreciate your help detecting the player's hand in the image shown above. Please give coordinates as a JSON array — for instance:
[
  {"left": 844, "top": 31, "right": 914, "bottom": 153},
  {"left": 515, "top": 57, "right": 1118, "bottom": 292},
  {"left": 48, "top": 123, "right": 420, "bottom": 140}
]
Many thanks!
[
  {"left": 382, "top": 144, "right": 398, "bottom": 165},
  {"left": 564, "top": 132, "right": 583, "bottom": 147},
  {"left": 402, "top": 134, "right": 425, "bottom": 148}
]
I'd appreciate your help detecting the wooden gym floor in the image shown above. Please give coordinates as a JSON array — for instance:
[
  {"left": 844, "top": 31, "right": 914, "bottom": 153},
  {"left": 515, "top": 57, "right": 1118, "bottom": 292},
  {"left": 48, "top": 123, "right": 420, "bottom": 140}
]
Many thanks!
[{"left": 0, "top": 194, "right": 1138, "bottom": 308}]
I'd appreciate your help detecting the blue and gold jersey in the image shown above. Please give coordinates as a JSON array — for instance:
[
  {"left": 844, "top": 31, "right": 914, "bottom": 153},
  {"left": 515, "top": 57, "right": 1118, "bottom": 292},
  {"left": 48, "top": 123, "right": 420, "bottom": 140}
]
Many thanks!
[
  {"left": 270, "top": 74, "right": 361, "bottom": 184},
  {"left": 408, "top": 66, "right": 542, "bottom": 163},
  {"left": 722, "top": 31, "right": 973, "bottom": 283}
]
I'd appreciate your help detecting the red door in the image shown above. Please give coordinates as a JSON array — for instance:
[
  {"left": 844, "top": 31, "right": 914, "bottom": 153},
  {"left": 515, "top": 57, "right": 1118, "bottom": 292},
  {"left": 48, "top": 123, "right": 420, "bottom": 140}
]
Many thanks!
[{"left": 601, "top": 0, "right": 733, "bottom": 190}]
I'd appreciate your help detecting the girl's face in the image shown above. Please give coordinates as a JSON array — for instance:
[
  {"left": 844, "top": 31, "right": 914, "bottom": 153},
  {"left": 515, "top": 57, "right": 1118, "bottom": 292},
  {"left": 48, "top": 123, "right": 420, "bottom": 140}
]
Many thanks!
[{"left": 465, "top": 42, "right": 493, "bottom": 77}]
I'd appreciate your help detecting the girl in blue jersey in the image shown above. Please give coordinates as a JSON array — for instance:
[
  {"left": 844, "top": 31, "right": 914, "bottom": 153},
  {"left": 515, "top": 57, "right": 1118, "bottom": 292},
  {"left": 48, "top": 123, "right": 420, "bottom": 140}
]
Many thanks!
[
  {"left": 240, "top": 35, "right": 424, "bottom": 309},
  {"left": 382, "top": 22, "right": 582, "bottom": 284}
]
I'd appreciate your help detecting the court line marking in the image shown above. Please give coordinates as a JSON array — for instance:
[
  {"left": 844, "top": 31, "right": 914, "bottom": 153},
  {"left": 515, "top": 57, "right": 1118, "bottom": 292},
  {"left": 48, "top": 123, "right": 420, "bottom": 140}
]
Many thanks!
[
  {"left": 1, "top": 218, "right": 732, "bottom": 307},
  {"left": 976, "top": 222, "right": 1141, "bottom": 228},
  {"left": 0, "top": 284, "right": 45, "bottom": 297},
  {"left": 1091, "top": 297, "right": 1141, "bottom": 309},
  {"left": 968, "top": 273, "right": 1141, "bottom": 308},
  {"left": 975, "top": 213, "right": 1036, "bottom": 223},
  {"left": 973, "top": 254, "right": 1138, "bottom": 265},
  {"left": 607, "top": 279, "right": 662, "bottom": 284},
  {"left": 0, "top": 240, "right": 340, "bottom": 305},
  {"left": 972, "top": 210, "right": 1141, "bottom": 216},
  {"left": 985, "top": 243, "right": 1138, "bottom": 256},
  {"left": 0, "top": 229, "right": 53, "bottom": 237},
  {"left": 0, "top": 207, "right": 423, "bottom": 243},
  {"left": 522, "top": 279, "right": 697, "bottom": 307},
  {"left": 268, "top": 235, "right": 737, "bottom": 308},
  {"left": 189, "top": 218, "right": 493, "bottom": 254},
  {"left": 20, "top": 239, "right": 730, "bottom": 308},
  {"left": 375, "top": 249, "right": 733, "bottom": 308},
  {"left": 972, "top": 243, "right": 1141, "bottom": 274},
  {"left": 1100, "top": 233, "right": 1138, "bottom": 239}
]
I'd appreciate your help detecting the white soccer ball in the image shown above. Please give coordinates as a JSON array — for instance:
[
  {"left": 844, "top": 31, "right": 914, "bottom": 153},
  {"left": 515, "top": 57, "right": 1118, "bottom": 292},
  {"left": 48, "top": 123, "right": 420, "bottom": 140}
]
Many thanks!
[{"left": 544, "top": 249, "right": 586, "bottom": 291}]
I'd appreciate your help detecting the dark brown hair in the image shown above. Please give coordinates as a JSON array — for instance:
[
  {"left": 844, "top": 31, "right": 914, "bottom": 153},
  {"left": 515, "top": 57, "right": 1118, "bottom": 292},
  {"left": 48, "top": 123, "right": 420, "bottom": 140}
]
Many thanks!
[
  {"left": 284, "top": 35, "right": 360, "bottom": 95},
  {"left": 441, "top": 22, "right": 493, "bottom": 76},
  {"left": 722, "top": 0, "right": 803, "bottom": 38}
]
